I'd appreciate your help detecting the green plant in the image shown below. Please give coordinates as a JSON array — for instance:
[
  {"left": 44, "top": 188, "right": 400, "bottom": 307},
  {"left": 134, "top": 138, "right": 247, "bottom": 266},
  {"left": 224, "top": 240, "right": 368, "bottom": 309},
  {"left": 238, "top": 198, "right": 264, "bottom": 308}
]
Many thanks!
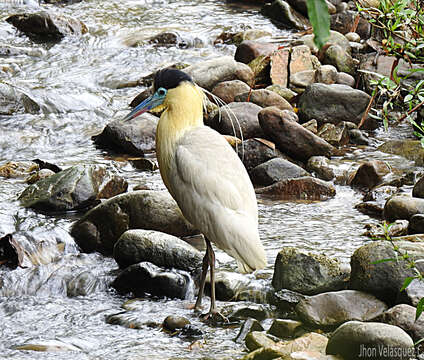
[{"left": 306, "top": 0, "right": 330, "bottom": 49}]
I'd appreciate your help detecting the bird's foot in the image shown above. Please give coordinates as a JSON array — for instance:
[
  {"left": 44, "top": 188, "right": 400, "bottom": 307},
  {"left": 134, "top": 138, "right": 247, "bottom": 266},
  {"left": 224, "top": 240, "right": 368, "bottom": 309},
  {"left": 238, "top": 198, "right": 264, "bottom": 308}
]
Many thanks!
[{"left": 200, "top": 309, "right": 229, "bottom": 324}]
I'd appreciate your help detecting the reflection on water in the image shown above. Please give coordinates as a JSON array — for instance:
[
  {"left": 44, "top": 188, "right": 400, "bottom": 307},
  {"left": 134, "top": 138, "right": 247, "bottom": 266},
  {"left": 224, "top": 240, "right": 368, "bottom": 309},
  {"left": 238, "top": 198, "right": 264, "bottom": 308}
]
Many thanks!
[{"left": 0, "top": 0, "right": 403, "bottom": 358}]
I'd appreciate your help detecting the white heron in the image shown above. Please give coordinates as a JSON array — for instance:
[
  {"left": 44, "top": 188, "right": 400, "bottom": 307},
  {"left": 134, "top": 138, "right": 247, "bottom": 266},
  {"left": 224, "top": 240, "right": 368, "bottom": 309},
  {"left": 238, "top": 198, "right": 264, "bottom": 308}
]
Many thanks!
[{"left": 123, "top": 68, "right": 267, "bottom": 319}]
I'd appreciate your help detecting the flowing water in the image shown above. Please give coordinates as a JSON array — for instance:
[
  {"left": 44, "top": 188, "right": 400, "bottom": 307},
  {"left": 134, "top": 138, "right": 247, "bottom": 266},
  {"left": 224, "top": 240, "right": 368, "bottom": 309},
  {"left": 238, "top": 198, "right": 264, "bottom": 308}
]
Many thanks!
[{"left": 0, "top": 1, "right": 416, "bottom": 359}]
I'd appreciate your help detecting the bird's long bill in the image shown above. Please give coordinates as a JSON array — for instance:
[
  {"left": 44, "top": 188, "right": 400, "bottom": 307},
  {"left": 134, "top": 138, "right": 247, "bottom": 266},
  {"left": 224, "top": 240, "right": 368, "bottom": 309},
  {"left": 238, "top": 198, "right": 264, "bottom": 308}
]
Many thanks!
[{"left": 122, "top": 94, "right": 161, "bottom": 122}]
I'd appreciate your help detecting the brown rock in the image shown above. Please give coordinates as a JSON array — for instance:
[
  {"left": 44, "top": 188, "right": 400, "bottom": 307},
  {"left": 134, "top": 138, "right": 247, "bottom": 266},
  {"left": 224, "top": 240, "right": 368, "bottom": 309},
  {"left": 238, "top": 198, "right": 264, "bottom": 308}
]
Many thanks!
[
  {"left": 235, "top": 89, "right": 293, "bottom": 111},
  {"left": 211, "top": 80, "right": 251, "bottom": 104},
  {"left": 235, "top": 40, "right": 279, "bottom": 64},
  {"left": 270, "top": 48, "right": 290, "bottom": 87},
  {"left": 349, "top": 160, "right": 391, "bottom": 190},
  {"left": 317, "top": 122, "right": 349, "bottom": 147}
]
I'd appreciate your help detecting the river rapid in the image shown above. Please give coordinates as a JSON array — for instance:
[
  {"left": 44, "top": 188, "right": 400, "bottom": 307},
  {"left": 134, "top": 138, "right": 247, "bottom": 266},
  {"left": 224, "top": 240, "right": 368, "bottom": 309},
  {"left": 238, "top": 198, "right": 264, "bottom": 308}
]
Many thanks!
[{"left": 0, "top": 0, "right": 415, "bottom": 359}]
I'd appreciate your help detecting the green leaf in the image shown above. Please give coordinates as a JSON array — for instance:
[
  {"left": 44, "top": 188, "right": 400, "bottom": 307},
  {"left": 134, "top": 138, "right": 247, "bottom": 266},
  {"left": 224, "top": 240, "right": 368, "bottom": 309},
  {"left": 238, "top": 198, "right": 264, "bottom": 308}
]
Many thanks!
[
  {"left": 416, "top": 297, "right": 424, "bottom": 321},
  {"left": 400, "top": 276, "right": 415, "bottom": 291},
  {"left": 306, "top": 0, "right": 330, "bottom": 49}
]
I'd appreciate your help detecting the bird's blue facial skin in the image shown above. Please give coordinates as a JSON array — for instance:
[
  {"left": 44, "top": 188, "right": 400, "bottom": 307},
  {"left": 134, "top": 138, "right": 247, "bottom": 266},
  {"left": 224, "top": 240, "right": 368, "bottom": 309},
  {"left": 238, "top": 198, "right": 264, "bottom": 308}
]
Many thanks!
[{"left": 122, "top": 87, "right": 167, "bottom": 121}]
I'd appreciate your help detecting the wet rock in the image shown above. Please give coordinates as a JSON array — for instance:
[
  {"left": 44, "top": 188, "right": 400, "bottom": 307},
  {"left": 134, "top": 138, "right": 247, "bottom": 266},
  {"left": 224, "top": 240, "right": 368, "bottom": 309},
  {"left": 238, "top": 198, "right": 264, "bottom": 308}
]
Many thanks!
[
  {"left": 296, "top": 290, "right": 387, "bottom": 328},
  {"left": 18, "top": 165, "right": 127, "bottom": 212},
  {"left": 336, "top": 72, "right": 355, "bottom": 87},
  {"left": 326, "top": 321, "right": 414, "bottom": 360},
  {"left": 317, "top": 122, "right": 349, "bottom": 147},
  {"left": 179, "top": 324, "right": 204, "bottom": 338},
  {"left": 302, "top": 119, "right": 318, "bottom": 134},
  {"left": 106, "top": 310, "right": 149, "bottom": 329},
  {"left": 211, "top": 80, "right": 251, "bottom": 104},
  {"left": 93, "top": 113, "right": 158, "bottom": 156},
  {"left": 184, "top": 56, "right": 254, "bottom": 91},
  {"left": 363, "top": 185, "right": 399, "bottom": 204},
  {"left": 0, "top": 83, "right": 40, "bottom": 115},
  {"left": 0, "top": 161, "right": 39, "bottom": 178},
  {"left": 242, "top": 332, "right": 328, "bottom": 360},
  {"left": 412, "top": 175, "right": 424, "bottom": 198},
  {"left": 113, "top": 229, "right": 202, "bottom": 274},
  {"left": 256, "top": 177, "right": 336, "bottom": 201},
  {"left": 363, "top": 220, "right": 409, "bottom": 239},
  {"left": 129, "top": 158, "right": 158, "bottom": 171},
  {"left": 348, "top": 128, "right": 370, "bottom": 145},
  {"left": 379, "top": 304, "right": 424, "bottom": 342},
  {"left": 163, "top": 315, "right": 190, "bottom": 331},
  {"left": 349, "top": 160, "right": 391, "bottom": 190},
  {"left": 235, "top": 89, "right": 293, "bottom": 111},
  {"left": 206, "top": 102, "right": 263, "bottom": 139},
  {"left": 147, "top": 32, "right": 186, "bottom": 47},
  {"left": 409, "top": 214, "right": 424, "bottom": 234},
  {"left": 240, "top": 138, "right": 279, "bottom": 171},
  {"left": 259, "top": 107, "right": 334, "bottom": 162},
  {"left": 330, "top": 10, "right": 371, "bottom": 39},
  {"left": 250, "top": 158, "right": 309, "bottom": 186},
  {"left": 219, "top": 29, "right": 272, "bottom": 46},
  {"left": 245, "top": 331, "right": 276, "bottom": 351},
  {"left": 298, "top": 84, "right": 371, "bottom": 126},
  {"left": 227, "top": 303, "right": 275, "bottom": 322},
  {"left": 16, "top": 340, "right": 81, "bottom": 352},
  {"left": 290, "top": 70, "right": 316, "bottom": 90},
  {"left": 70, "top": 190, "right": 196, "bottom": 254},
  {"left": 6, "top": 12, "right": 87, "bottom": 40},
  {"left": 235, "top": 318, "right": 264, "bottom": 344},
  {"left": 235, "top": 40, "right": 279, "bottom": 65},
  {"left": 270, "top": 289, "right": 306, "bottom": 314},
  {"left": 0, "top": 44, "right": 45, "bottom": 57},
  {"left": 355, "top": 202, "right": 384, "bottom": 218},
  {"left": 26, "top": 168, "right": 55, "bottom": 184},
  {"left": 268, "top": 319, "right": 304, "bottom": 339},
  {"left": 306, "top": 156, "right": 335, "bottom": 181},
  {"left": 300, "top": 30, "right": 351, "bottom": 55},
  {"left": 316, "top": 65, "right": 338, "bottom": 85},
  {"left": 270, "top": 48, "right": 290, "bottom": 87},
  {"left": 261, "top": 0, "right": 310, "bottom": 30},
  {"left": 350, "top": 241, "right": 424, "bottom": 305},
  {"left": 324, "top": 44, "right": 356, "bottom": 76},
  {"left": 378, "top": 140, "right": 424, "bottom": 166},
  {"left": 112, "top": 261, "right": 191, "bottom": 299},
  {"left": 266, "top": 84, "right": 297, "bottom": 102},
  {"left": 384, "top": 196, "right": 424, "bottom": 222},
  {"left": 272, "top": 247, "right": 348, "bottom": 295},
  {"left": 0, "top": 234, "right": 18, "bottom": 269}
]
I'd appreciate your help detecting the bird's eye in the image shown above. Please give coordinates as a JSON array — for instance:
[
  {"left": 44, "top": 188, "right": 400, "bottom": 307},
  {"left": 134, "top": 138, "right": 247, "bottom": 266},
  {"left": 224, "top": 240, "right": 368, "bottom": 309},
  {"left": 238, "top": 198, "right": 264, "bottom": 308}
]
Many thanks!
[{"left": 157, "top": 88, "right": 167, "bottom": 97}]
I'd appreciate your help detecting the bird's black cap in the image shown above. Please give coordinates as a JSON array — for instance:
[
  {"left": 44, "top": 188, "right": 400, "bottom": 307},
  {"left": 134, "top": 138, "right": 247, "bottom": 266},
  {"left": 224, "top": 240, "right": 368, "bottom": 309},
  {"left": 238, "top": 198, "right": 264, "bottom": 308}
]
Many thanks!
[{"left": 153, "top": 68, "right": 193, "bottom": 91}]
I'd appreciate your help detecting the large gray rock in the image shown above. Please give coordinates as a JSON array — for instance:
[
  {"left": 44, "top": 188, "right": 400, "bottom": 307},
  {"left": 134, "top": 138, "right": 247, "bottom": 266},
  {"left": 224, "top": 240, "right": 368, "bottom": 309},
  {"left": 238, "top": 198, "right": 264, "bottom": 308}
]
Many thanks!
[
  {"left": 112, "top": 261, "right": 191, "bottom": 299},
  {"left": 272, "top": 247, "right": 348, "bottom": 295},
  {"left": 206, "top": 102, "right": 263, "bottom": 139},
  {"left": 184, "top": 56, "right": 254, "bottom": 91},
  {"left": 250, "top": 158, "right": 309, "bottom": 186},
  {"left": 326, "top": 321, "right": 414, "bottom": 360},
  {"left": 6, "top": 12, "right": 87, "bottom": 40},
  {"left": 261, "top": 0, "right": 310, "bottom": 30},
  {"left": 113, "top": 230, "right": 202, "bottom": 274},
  {"left": 93, "top": 113, "right": 158, "bottom": 156},
  {"left": 19, "top": 165, "right": 127, "bottom": 212},
  {"left": 296, "top": 290, "right": 387, "bottom": 327},
  {"left": 350, "top": 241, "right": 424, "bottom": 305},
  {"left": 323, "top": 44, "right": 356, "bottom": 75},
  {"left": 380, "top": 304, "right": 424, "bottom": 342},
  {"left": 298, "top": 84, "right": 370, "bottom": 126},
  {"left": 259, "top": 106, "right": 334, "bottom": 162},
  {"left": 70, "top": 190, "right": 196, "bottom": 255},
  {"left": 384, "top": 196, "right": 424, "bottom": 222},
  {"left": 239, "top": 138, "right": 279, "bottom": 171}
]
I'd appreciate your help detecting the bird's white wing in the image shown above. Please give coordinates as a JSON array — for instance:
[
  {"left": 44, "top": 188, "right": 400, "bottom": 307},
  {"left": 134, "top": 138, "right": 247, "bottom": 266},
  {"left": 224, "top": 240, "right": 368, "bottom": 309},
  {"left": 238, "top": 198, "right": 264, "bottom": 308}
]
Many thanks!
[{"left": 167, "top": 126, "right": 267, "bottom": 272}]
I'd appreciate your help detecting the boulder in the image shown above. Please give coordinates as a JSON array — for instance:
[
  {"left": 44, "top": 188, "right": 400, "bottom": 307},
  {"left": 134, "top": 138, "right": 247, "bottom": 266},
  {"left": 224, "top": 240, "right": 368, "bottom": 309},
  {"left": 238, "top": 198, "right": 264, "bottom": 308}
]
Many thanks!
[
  {"left": 92, "top": 113, "right": 158, "bottom": 156},
  {"left": 250, "top": 158, "right": 309, "bottom": 186},
  {"left": 326, "top": 321, "right": 414, "bottom": 360},
  {"left": 324, "top": 44, "right": 356, "bottom": 76},
  {"left": 384, "top": 196, "right": 424, "bottom": 222},
  {"left": 211, "top": 80, "right": 251, "bottom": 104},
  {"left": 261, "top": 0, "right": 310, "bottom": 30},
  {"left": 259, "top": 106, "right": 334, "bottom": 162},
  {"left": 6, "top": 12, "right": 87, "bottom": 40},
  {"left": 112, "top": 262, "right": 191, "bottom": 299},
  {"left": 272, "top": 247, "right": 348, "bottom": 295},
  {"left": 113, "top": 229, "right": 202, "bottom": 273},
  {"left": 350, "top": 241, "right": 424, "bottom": 305},
  {"left": 18, "top": 165, "right": 127, "bottom": 212},
  {"left": 298, "top": 84, "right": 371, "bottom": 126},
  {"left": 349, "top": 160, "right": 391, "bottom": 190},
  {"left": 206, "top": 102, "right": 263, "bottom": 139},
  {"left": 290, "top": 70, "right": 316, "bottom": 90},
  {"left": 235, "top": 89, "right": 293, "bottom": 111},
  {"left": 256, "top": 177, "right": 336, "bottom": 200},
  {"left": 239, "top": 138, "right": 279, "bottom": 171},
  {"left": 268, "top": 319, "right": 304, "bottom": 339},
  {"left": 184, "top": 56, "right": 254, "bottom": 91},
  {"left": 380, "top": 304, "right": 424, "bottom": 342},
  {"left": 378, "top": 140, "right": 424, "bottom": 166},
  {"left": 296, "top": 290, "right": 387, "bottom": 327},
  {"left": 235, "top": 40, "right": 279, "bottom": 65},
  {"left": 306, "top": 156, "right": 335, "bottom": 181},
  {"left": 70, "top": 190, "right": 196, "bottom": 254}
]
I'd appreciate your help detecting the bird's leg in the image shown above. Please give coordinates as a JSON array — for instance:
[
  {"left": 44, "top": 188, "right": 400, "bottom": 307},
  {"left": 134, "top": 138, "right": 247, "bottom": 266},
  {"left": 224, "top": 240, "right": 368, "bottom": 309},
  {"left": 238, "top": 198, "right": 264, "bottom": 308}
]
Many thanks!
[{"left": 194, "top": 243, "right": 209, "bottom": 311}]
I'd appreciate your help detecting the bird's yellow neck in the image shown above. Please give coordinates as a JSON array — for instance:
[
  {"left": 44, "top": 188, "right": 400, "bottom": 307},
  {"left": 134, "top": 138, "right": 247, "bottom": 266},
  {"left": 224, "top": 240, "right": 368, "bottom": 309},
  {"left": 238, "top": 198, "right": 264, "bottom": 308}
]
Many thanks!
[{"left": 156, "top": 82, "right": 204, "bottom": 192}]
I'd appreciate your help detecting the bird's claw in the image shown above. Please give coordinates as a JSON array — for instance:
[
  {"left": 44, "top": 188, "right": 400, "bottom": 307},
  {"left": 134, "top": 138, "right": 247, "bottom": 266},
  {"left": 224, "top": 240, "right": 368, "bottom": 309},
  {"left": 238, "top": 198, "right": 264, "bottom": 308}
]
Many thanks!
[{"left": 200, "top": 309, "right": 229, "bottom": 324}]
